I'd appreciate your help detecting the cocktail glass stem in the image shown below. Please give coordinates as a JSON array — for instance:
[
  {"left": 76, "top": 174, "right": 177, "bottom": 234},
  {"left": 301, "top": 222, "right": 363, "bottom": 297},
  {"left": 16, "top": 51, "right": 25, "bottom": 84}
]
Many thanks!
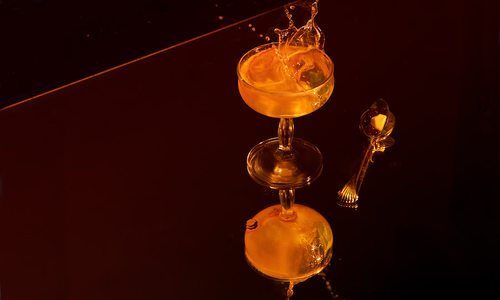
[
  {"left": 278, "top": 118, "right": 294, "bottom": 153},
  {"left": 279, "top": 188, "right": 296, "bottom": 221}
]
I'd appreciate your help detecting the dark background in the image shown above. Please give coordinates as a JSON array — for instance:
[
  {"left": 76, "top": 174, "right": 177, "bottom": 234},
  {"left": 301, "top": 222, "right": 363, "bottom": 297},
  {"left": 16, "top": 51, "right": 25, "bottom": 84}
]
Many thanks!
[
  {"left": 0, "top": 0, "right": 290, "bottom": 107},
  {"left": 1, "top": 0, "right": 500, "bottom": 299}
]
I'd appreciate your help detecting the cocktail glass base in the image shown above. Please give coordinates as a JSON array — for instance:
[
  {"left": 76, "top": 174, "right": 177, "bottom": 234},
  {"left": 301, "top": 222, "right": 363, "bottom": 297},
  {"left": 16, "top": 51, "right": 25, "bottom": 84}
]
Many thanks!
[{"left": 247, "top": 137, "right": 323, "bottom": 189}]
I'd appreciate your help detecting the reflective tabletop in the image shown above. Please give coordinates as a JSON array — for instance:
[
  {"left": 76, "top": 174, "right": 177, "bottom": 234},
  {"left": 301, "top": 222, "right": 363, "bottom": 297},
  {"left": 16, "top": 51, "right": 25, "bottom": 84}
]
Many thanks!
[{"left": 1, "top": 1, "right": 498, "bottom": 299}]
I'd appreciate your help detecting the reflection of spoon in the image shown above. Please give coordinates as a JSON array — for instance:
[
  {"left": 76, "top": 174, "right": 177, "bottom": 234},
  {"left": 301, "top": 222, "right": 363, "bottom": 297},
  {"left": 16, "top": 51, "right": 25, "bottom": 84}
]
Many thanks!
[{"left": 337, "top": 99, "right": 395, "bottom": 209}]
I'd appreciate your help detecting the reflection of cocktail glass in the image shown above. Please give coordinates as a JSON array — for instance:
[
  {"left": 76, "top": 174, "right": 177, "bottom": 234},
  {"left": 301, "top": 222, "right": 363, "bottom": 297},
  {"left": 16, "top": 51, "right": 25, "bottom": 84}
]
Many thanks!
[
  {"left": 245, "top": 188, "right": 333, "bottom": 297},
  {"left": 237, "top": 42, "right": 334, "bottom": 189}
]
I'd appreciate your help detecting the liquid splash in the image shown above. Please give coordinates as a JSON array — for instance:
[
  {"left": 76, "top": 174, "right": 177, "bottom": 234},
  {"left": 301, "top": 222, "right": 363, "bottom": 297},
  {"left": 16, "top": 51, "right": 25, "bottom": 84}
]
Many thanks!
[
  {"left": 275, "top": 0, "right": 325, "bottom": 52},
  {"left": 237, "top": 0, "right": 333, "bottom": 117},
  {"left": 272, "top": 0, "right": 329, "bottom": 93}
]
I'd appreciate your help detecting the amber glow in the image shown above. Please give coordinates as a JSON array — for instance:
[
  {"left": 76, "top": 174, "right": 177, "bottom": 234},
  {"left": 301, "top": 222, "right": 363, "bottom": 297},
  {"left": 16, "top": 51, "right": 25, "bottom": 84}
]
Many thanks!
[
  {"left": 238, "top": 44, "right": 334, "bottom": 118},
  {"left": 245, "top": 204, "right": 333, "bottom": 282}
]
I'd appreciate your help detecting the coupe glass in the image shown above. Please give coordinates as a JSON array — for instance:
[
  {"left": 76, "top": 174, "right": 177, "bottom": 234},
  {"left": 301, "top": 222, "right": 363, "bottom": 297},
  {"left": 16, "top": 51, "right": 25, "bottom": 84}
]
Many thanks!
[{"left": 237, "top": 42, "right": 334, "bottom": 189}]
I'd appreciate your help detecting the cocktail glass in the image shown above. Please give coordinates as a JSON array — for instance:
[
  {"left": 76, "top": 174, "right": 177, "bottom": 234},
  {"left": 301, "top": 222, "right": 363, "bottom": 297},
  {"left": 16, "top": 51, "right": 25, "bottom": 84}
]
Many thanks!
[{"left": 237, "top": 42, "right": 334, "bottom": 189}]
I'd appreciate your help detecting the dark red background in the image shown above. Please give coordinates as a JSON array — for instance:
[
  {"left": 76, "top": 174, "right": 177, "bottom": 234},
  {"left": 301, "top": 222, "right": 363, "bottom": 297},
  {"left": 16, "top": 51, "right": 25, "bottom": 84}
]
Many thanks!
[{"left": 0, "top": 0, "right": 499, "bottom": 299}]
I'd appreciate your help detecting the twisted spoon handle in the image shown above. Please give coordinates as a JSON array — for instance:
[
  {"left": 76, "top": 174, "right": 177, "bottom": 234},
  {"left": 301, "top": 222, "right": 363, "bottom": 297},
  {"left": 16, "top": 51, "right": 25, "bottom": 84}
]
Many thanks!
[
  {"left": 353, "top": 138, "right": 376, "bottom": 195},
  {"left": 337, "top": 139, "right": 375, "bottom": 209}
]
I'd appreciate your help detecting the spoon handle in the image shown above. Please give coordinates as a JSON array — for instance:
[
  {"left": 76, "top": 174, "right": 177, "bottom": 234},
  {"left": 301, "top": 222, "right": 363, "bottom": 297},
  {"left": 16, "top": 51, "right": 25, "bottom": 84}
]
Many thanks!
[{"left": 353, "top": 138, "right": 376, "bottom": 195}]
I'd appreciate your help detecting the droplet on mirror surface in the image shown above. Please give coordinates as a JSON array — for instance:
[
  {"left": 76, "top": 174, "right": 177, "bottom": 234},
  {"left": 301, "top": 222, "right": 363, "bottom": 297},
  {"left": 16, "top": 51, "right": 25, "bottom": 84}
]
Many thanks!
[{"left": 246, "top": 219, "right": 258, "bottom": 230}]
